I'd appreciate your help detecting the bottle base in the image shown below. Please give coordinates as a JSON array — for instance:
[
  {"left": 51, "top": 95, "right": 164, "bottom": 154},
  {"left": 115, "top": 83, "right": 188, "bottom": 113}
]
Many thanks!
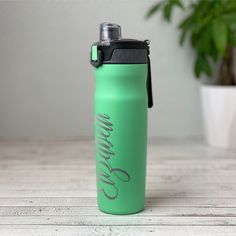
[{"left": 98, "top": 206, "right": 144, "bottom": 215}]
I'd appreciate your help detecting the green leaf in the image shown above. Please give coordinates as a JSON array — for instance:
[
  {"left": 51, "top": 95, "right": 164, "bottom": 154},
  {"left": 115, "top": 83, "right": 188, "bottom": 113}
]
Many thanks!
[
  {"left": 146, "top": 0, "right": 183, "bottom": 21},
  {"left": 224, "top": 0, "right": 236, "bottom": 11},
  {"left": 228, "top": 31, "right": 236, "bottom": 46},
  {"left": 212, "top": 17, "right": 228, "bottom": 54},
  {"left": 179, "top": 14, "right": 194, "bottom": 30},
  {"left": 195, "top": 23, "right": 212, "bottom": 54},
  {"left": 209, "top": 46, "right": 218, "bottom": 62},
  {"left": 179, "top": 29, "right": 188, "bottom": 45},
  {"left": 174, "top": 0, "right": 184, "bottom": 9},
  {"left": 231, "top": 36, "right": 236, "bottom": 47},
  {"left": 223, "top": 13, "right": 236, "bottom": 23},
  {"left": 178, "top": 14, "right": 194, "bottom": 45},
  {"left": 145, "top": 2, "right": 162, "bottom": 19},
  {"left": 222, "top": 13, "right": 236, "bottom": 30},
  {"left": 194, "top": 55, "right": 212, "bottom": 78},
  {"left": 163, "top": 0, "right": 184, "bottom": 22},
  {"left": 163, "top": 3, "right": 172, "bottom": 21}
]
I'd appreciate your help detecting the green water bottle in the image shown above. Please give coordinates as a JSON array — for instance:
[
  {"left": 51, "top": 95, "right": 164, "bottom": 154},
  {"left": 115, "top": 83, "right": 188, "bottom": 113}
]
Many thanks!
[{"left": 90, "top": 23, "right": 153, "bottom": 215}]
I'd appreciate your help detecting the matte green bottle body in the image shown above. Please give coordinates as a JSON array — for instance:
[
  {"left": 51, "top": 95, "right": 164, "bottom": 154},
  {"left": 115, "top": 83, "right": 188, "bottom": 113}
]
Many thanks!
[{"left": 94, "top": 64, "right": 148, "bottom": 214}]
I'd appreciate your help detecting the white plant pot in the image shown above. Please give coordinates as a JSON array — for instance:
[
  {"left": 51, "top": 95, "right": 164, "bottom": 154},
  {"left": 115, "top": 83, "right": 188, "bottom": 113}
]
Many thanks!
[{"left": 200, "top": 85, "right": 236, "bottom": 149}]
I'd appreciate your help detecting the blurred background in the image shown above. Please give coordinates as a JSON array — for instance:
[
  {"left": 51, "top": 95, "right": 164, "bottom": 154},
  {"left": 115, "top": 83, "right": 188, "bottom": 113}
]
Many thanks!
[{"left": 0, "top": 0, "right": 202, "bottom": 140}]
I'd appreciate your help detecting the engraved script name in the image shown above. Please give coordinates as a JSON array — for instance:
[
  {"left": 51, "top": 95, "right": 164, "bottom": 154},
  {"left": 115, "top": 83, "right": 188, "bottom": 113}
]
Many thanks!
[{"left": 95, "top": 113, "right": 130, "bottom": 200}]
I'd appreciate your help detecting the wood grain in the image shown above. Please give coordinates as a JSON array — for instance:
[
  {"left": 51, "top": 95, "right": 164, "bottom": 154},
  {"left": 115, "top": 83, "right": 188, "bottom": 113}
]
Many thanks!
[{"left": 0, "top": 138, "right": 236, "bottom": 235}]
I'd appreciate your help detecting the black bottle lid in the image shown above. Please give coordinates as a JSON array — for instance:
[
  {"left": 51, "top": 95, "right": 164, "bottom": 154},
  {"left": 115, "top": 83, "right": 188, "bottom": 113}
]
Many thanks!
[
  {"left": 90, "top": 23, "right": 153, "bottom": 108},
  {"left": 91, "top": 23, "right": 149, "bottom": 66}
]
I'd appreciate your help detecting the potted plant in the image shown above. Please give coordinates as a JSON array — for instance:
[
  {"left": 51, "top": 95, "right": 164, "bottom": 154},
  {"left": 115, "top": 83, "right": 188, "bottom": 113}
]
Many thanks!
[{"left": 146, "top": 0, "right": 236, "bottom": 148}]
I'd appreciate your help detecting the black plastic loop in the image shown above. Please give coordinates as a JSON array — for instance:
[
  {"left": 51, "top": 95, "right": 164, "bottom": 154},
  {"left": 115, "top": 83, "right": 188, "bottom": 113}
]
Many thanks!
[{"left": 147, "top": 56, "right": 153, "bottom": 108}]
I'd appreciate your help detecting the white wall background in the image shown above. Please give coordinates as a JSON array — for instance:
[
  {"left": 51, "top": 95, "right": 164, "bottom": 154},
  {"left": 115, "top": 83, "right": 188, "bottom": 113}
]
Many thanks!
[{"left": 0, "top": 0, "right": 203, "bottom": 139}]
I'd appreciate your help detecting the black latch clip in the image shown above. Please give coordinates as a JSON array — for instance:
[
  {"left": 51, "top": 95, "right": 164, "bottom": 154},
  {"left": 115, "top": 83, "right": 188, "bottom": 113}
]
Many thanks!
[{"left": 145, "top": 40, "right": 153, "bottom": 108}]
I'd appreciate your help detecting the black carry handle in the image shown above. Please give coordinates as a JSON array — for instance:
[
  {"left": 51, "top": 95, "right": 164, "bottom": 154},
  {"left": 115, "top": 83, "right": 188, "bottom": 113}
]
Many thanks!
[{"left": 147, "top": 55, "right": 153, "bottom": 108}]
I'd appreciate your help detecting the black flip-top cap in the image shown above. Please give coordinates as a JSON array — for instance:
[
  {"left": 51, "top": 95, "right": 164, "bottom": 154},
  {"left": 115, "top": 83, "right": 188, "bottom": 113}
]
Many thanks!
[
  {"left": 90, "top": 22, "right": 153, "bottom": 108},
  {"left": 102, "top": 39, "right": 149, "bottom": 64},
  {"left": 91, "top": 22, "right": 149, "bottom": 66},
  {"left": 98, "top": 38, "right": 149, "bottom": 64}
]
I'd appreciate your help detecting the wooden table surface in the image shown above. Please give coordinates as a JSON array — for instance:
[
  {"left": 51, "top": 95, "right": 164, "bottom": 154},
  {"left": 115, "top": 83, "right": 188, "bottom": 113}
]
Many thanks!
[{"left": 0, "top": 138, "right": 236, "bottom": 235}]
